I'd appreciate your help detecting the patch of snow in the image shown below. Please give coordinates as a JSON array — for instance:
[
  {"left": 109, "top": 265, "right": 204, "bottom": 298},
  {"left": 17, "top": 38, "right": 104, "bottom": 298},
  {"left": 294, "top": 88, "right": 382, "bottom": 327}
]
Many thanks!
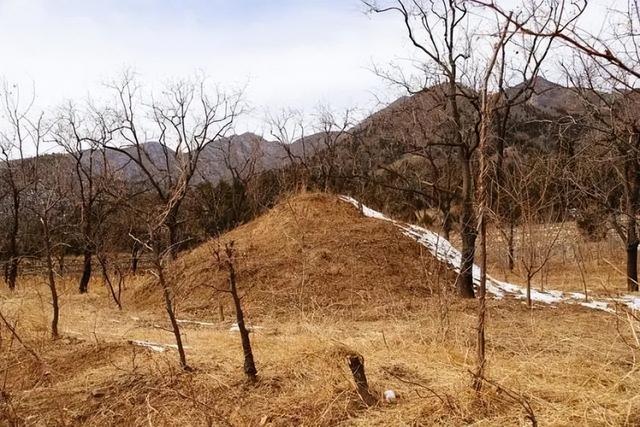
[
  {"left": 619, "top": 296, "right": 640, "bottom": 310},
  {"left": 128, "top": 340, "right": 190, "bottom": 353},
  {"left": 177, "top": 319, "right": 217, "bottom": 327},
  {"left": 339, "top": 195, "right": 640, "bottom": 314},
  {"left": 339, "top": 196, "right": 392, "bottom": 221},
  {"left": 129, "top": 340, "right": 167, "bottom": 353},
  {"left": 229, "top": 323, "right": 263, "bottom": 333},
  {"left": 580, "top": 301, "right": 613, "bottom": 312}
]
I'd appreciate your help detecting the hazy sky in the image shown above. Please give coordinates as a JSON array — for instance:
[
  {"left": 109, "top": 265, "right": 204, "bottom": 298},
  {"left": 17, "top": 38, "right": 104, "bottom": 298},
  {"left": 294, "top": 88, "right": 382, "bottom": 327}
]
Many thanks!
[
  {"left": 0, "top": 0, "right": 619, "bottom": 134},
  {"left": 0, "top": 0, "right": 413, "bottom": 132}
]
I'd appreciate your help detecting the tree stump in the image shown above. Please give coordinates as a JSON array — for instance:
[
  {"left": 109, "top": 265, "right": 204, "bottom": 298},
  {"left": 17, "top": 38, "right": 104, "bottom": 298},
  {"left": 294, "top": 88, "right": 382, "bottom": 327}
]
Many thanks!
[{"left": 346, "top": 353, "right": 377, "bottom": 406}]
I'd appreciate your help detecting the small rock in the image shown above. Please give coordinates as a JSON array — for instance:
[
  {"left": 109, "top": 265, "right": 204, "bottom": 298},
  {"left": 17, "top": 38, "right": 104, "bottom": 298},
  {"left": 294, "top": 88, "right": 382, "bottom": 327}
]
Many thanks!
[
  {"left": 91, "top": 388, "right": 106, "bottom": 398},
  {"left": 383, "top": 389, "right": 397, "bottom": 403}
]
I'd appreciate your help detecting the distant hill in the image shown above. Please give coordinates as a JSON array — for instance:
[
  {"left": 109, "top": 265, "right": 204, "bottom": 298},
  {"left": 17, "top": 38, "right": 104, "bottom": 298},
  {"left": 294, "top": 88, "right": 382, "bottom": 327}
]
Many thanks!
[
  {"left": 506, "top": 77, "right": 590, "bottom": 116},
  {"left": 1, "top": 78, "right": 608, "bottom": 191}
]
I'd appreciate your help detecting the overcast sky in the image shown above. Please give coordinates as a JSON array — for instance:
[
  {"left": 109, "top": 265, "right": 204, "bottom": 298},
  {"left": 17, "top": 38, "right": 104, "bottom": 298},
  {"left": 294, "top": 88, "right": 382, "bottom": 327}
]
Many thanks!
[
  {"left": 0, "top": 0, "right": 619, "bottom": 135},
  {"left": 0, "top": 0, "right": 415, "bottom": 133}
]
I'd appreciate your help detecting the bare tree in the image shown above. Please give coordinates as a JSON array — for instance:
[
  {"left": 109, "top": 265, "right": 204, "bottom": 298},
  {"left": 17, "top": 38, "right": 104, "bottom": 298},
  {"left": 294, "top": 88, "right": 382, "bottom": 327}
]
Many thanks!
[
  {"left": 561, "top": 59, "right": 640, "bottom": 292},
  {"left": 269, "top": 108, "right": 313, "bottom": 190},
  {"left": 51, "top": 104, "right": 115, "bottom": 293},
  {"left": 472, "top": 0, "right": 583, "bottom": 388},
  {"left": 503, "top": 154, "right": 566, "bottom": 308},
  {"left": 98, "top": 253, "right": 124, "bottom": 309},
  {"left": 268, "top": 106, "right": 355, "bottom": 195},
  {"left": 364, "top": 0, "right": 482, "bottom": 298},
  {"left": 34, "top": 176, "right": 65, "bottom": 339},
  {"left": 365, "top": 0, "right": 584, "bottom": 392},
  {"left": 97, "top": 73, "right": 242, "bottom": 369},
  {"left": 476, "top": 0, "right": 640, "bottom": 293},
  {"left": 0, "top": 82, "right": 38, "bottom": 290},
  {"left": 28, "top": 118, "right": 64, "bottom": 339},
  {"left": 213, "top": 241, "right": 257, "bottom": 382}
]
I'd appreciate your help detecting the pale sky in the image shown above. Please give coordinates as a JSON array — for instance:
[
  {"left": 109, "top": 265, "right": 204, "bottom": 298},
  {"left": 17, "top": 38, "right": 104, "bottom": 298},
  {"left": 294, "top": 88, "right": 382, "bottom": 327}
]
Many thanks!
[
  {"left": 0, "top": 0, "right": 619, "bottom": 135},
  {"left": 0, "top": 0, "right": 414, "bottom": 133}
]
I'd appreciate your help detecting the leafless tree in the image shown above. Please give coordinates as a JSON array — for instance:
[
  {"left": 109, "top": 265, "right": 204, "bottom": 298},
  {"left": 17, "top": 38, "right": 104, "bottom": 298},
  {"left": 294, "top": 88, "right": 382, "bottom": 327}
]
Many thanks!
[
  {"left": 476, "top": 0, "right": 640, "bottom": 293},
  {"left": 269, "top": 108, "right": 312, "bottom": 189},
  {"left": 268, "top": 106, "right": 354, "bottom": 194},
  {"left": 364, "top": 0, "right": 481, "bottom": 298},
  {"left": 28, "top": 118, "right": 64, "bottom": 339},
  {"left": 213, "top": 241, "right": 257, "bottom": 382},
  {"left": 97, "top": 252, "right": 124, "bottom": 310},
  {"left": 51, "top": 103, "right": 115, "bottom": 293},
  {"left": 0, "top": 82, "right": 38, "bottom": 290},
  {"left": 308, "top": 106, "right": 354, "bottom": 192},
  {"left": 365, "top": 0, "right": 585, "bottom": 391},
  {"left": 33, "top": 173, "right": 66, "bottom": 339},
  {"left": 97, "top": 73, "right": 242, "bottom": 369},
  {"left": 473, "top": 0, "right": 583, "bottom": 388},
  {"left": 504, "top": 154, "right": 566, "bottom": 308},
  {"left": 561, "top": 58, "right": 640, "bottom": 292}
]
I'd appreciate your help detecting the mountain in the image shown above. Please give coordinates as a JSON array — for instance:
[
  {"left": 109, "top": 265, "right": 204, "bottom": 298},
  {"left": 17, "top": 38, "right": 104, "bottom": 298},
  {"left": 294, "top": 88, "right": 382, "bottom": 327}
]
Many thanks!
[
  {"left": 194, "top": 132, "right": 289, "bottom": 183},
  {"left": 84, "top": 133, "right": 291, "bottom": 185},
  {"left": 0, "top": 78, "right": 610, "bottom": 192},
  {"left": 99, "top": 141, "right": 178, "bottom": 182},
  {"left": 506, "top": 76, "right": 590, "bottom": 116}
]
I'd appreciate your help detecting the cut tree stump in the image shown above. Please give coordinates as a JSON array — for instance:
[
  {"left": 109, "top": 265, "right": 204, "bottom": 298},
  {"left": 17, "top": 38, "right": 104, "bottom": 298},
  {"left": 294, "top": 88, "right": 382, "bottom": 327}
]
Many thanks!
[{"left": 346, "top": 353, "right": 377, "bottom": 406}]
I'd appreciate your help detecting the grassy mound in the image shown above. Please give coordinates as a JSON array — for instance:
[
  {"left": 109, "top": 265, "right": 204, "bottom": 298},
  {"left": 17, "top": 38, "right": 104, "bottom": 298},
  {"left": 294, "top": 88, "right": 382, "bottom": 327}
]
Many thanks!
[{"left": 136, "top": 192, "right": 455, "bottom": 320}]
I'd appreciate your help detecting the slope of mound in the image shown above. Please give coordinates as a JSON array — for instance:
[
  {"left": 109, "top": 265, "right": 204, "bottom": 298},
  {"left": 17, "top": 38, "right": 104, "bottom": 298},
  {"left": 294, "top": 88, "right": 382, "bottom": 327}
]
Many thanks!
[{"left": 137, "top": 192, "right": 455, "bottom": 320}]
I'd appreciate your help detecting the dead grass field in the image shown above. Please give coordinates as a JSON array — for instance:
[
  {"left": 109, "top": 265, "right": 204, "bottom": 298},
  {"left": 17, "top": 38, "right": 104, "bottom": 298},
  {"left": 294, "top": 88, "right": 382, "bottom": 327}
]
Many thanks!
[
  {"left": 481, "top": 222, "right": 628, "bottom": 295},
  {"left": 1, "top": 193, "right": 639, "bottom": 426}
]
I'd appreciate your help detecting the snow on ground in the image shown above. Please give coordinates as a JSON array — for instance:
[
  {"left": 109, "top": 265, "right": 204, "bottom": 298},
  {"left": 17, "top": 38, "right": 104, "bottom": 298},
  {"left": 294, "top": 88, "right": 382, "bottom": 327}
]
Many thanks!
[
  {"left": 176, "top": 319, "right": 217, "bottom": 327},
  {"left": 229, "top": 323, "right": 264, "bottom": 333},
  {"left": 128, "top": 340, "right": 189, "bottom": 353},
  {"left": 339, "top": 195, "right": 640, "bottom": 313}
]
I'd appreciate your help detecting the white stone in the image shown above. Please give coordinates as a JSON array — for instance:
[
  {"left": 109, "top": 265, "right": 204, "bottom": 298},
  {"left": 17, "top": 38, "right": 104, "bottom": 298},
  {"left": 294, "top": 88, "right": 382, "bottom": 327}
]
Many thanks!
[{"left": 384, "top": 389, "right": 397, "bottom": 403}]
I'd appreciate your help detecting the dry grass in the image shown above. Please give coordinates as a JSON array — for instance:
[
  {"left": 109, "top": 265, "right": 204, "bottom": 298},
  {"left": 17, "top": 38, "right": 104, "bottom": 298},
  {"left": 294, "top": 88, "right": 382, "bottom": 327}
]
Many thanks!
[
  {"left": 136, "top": 192, "right": 455, "bottom": 320},
  {"left": 1, "top": 192, "right": 640, "bottom": 426},
  {"left": 481, "top": 221, "right": 630, "bottom": 295}
]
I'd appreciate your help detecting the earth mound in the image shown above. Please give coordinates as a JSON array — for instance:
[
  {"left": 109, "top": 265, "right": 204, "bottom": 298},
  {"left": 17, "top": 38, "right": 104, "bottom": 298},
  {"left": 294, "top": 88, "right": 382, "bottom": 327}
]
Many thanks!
[{"left": 137, "top": 192, "right": 455, "bottom": 320}]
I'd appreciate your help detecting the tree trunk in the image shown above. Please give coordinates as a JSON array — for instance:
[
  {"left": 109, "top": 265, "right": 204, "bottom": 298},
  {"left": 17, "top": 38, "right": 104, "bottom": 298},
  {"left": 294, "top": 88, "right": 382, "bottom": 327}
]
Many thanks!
[
  {"left": 227, "top": 247, "right": 257, "bottom": 382},
  {"left": 508, "top": 219, "right": 515, "bottom": 272},
  {"left": 347, "top": 353, "right": 377, "bottom": 406},
  {"left": 78, "top": 249, "right": 92, "bottom": 294},
  {"left": 627, "top": 223, "right": 638, "bottom": 292},
  {"left": 625, "top": 141, "right": 639, "bottom": 292},
  {"left": 441, "top": 202, "right": 453, "bottom": 241},
  {"left": 42, "top": 217, "right": 59, "bottom": 339},
  {"left": 166, "top": 212, "right": 179, "bottom": 260},
  {"left": 153, "top": 243, "right": 189, "bottom": 370},
  {"left": 131, "top": 243, "right": 140, "bottom": 274},
  {"left": 5, "top": 257, "right": 18, "bottom": 292},
  {"left": 457, "top": 150, "right": 476, "bottom": 298},
  {"left": 98, "top": 255, "right": 122, "bottom": 310},
  {"left": 473, "top": 88, "right": 497, "bottom": 392},
  {"left": 473, "top": 213, "right": 487, "bottom": 391},
  {"left": 6, "top": 190, "right": 20, "bottom": 291}
]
